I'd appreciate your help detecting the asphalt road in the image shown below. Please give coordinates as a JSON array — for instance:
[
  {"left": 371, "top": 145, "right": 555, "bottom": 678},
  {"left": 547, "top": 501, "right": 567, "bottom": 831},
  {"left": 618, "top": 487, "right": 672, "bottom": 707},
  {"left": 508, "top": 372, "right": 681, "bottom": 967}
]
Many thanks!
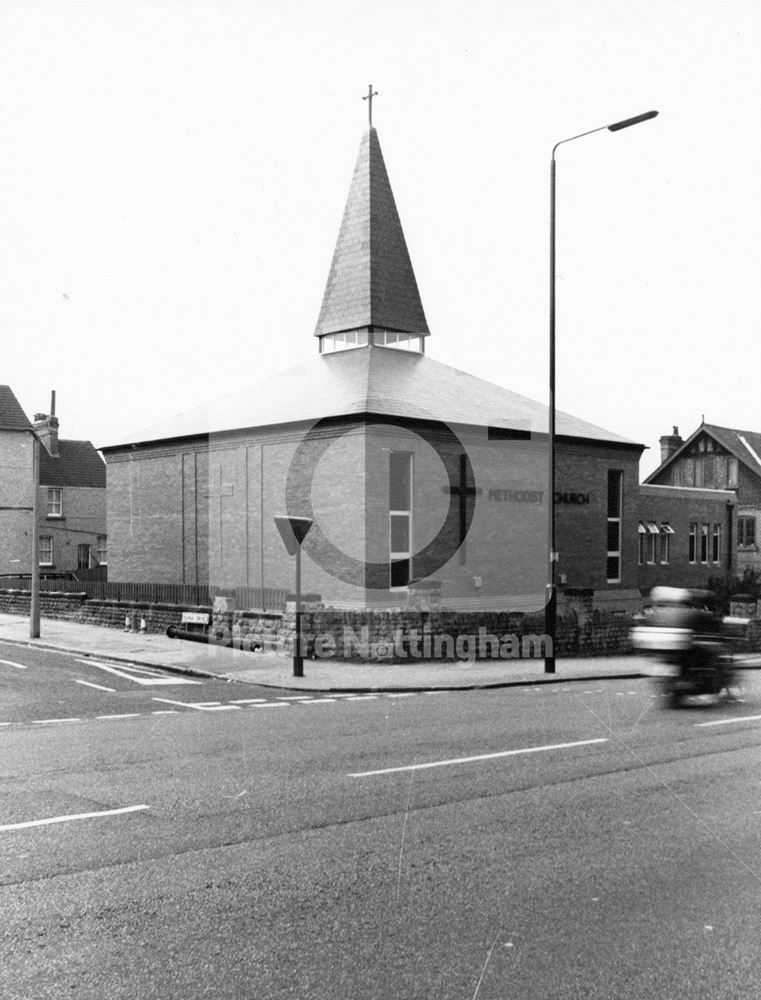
[{"left": 2, "top": 640, "right": 761, "bottom": 999}]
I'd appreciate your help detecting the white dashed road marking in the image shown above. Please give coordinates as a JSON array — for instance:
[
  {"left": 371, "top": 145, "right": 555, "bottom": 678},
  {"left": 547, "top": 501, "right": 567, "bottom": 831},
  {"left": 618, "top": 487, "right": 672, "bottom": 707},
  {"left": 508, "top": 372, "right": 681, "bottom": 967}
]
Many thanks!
[
  {"left": 76, "top": 659, "right": 201, "bottom": 686},
  {"left": 694, "top": 714, "right": 761, "bottom": 728},
  {"left": 32, "top": 718, "right": 80, "bottom": 725},
  {"left": 0, "top": 659, "right": 28, "bottom": 669},
  {"left": 0, "top": 804, "right": 149, "bottom": 833},
  {"left": 151, "top": 698, "right": 239, "bottom": 712},
  {"left": 75, "top": 679, "right": 117, "bottom": 693},
  {"left": 350, "top": 737, "right": 610, "bottom": 778}
]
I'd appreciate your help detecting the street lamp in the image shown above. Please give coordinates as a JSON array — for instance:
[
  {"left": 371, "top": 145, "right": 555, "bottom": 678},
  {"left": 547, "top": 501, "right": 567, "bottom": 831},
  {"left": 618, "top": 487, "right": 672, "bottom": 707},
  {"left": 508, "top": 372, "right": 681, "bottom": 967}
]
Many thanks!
[{"left": 545, "top": 110, "right": 658, "bottom": 674}]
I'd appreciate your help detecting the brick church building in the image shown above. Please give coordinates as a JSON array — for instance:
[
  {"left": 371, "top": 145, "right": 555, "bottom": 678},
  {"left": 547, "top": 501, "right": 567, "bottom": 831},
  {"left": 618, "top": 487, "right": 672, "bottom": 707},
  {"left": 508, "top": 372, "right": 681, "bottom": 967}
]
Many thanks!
[{"left": 102, "top": 122, "right": 645, "bottom": 616}]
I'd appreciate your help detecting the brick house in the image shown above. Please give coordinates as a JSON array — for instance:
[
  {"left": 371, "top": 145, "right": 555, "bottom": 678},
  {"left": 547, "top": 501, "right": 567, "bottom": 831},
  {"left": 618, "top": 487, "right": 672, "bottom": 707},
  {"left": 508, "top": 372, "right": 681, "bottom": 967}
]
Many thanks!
[
  {"left": 637, "top": 422, "right": 761, "bottom": 592},
  {"left": 0, "top": 386, "right": 107, "bottom": 577},
  {"left": 102, "top": 124, "right": 645, "bottom": 615}
]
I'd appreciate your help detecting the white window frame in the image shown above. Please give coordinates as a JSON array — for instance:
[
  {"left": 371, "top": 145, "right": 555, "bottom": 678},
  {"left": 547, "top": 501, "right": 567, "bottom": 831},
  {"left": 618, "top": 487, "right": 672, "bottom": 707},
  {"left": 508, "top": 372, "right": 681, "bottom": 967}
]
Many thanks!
[
  {"left": 700, "top": 523, "right": 709, "bottom": 564},
  {"left": 97, "top": 535, "right": 108, "bottom": 566},
  {"left": 660, "top": 523, "right": 674, "bottom": 565},
  {"left": 389, "top": 451, "right": 413, "bottom": 589},
  {"left": 606, "top": 470, "right": 623, "bottom": 584},
  {"left": 712, "top": 524, "right": 721, "bottom": 564},
  {"left": 39, "top": 536, "right": 53, "bottom": 566},
  {"left": 738, "top": 515, "right": 756, "bottom": 547},
  {"left": 47, "top": 487, "right": 63, "bottom": 518}
]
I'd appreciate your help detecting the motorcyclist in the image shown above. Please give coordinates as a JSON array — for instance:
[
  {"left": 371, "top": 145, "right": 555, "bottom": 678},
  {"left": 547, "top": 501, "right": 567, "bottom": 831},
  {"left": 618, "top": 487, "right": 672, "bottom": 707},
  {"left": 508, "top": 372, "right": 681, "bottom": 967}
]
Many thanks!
[{"left": 647, "top": 587, "right": 736, "bottom": 706}]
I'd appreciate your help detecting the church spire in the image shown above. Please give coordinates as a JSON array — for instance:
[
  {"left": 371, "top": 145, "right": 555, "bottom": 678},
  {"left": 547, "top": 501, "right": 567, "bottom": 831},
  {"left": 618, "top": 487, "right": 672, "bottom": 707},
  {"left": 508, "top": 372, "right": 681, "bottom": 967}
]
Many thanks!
[{"left": 314, "top": 122, "right": 430, "bottom": 347}]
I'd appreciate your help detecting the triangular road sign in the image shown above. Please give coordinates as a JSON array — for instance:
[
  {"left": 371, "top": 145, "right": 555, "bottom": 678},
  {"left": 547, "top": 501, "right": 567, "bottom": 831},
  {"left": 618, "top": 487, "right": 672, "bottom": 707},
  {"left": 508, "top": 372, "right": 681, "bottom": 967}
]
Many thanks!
[{"left": 274, "top": 516, "right": 313, "bottom": 555}]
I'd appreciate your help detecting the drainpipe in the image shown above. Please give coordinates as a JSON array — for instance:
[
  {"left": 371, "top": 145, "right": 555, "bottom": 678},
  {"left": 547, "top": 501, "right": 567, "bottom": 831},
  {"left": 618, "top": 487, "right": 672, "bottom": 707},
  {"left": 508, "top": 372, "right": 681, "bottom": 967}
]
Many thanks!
[{"left": 726, "top": 499, "right": 734, "bottom": 575}]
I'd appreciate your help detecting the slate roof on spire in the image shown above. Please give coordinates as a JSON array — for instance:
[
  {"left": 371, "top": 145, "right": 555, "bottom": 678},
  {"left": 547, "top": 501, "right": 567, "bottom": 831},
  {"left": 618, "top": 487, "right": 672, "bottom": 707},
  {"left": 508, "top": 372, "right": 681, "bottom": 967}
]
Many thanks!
[{"left": 314, "top": 128, "right": 430, "bottom": 338}]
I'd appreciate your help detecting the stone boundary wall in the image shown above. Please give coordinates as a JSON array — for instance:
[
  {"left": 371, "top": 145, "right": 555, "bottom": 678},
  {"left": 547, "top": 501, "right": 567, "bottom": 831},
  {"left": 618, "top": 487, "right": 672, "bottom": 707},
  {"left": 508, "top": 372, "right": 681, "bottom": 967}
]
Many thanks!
[
  {"left": 0, "top": 589, "right": 283, "bottom": 649},
  {"left": 15, "top": 588, "right": 755, "bottom": 660},
  {"left": 287, "top": 608, "right": 634, "bottom": 662}
]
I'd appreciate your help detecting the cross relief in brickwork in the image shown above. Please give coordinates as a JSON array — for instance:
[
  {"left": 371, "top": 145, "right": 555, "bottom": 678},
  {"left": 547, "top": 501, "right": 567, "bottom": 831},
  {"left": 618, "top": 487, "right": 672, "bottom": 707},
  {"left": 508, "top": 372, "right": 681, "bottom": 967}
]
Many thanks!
[{"left": 209, "top": 464, "right": 234, "bottom": 568}]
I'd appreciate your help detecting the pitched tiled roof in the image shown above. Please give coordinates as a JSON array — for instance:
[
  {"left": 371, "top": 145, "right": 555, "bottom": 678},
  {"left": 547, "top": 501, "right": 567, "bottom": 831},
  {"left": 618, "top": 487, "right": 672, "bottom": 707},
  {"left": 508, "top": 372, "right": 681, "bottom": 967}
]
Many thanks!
[
  {"left": 645, "top": 422, "right": 761, "bottom": 482},
  {"left": 314, "top": 128, "right": 429, "bottom": 338},
  {"left": 103, "top": 346, "right": 641, "bottom": 450},
  {"left": 703, "top": 423, "right": 761, "bottom": 478},
  {"left": 39, "top": 440, "right": 106, "bottom": 488},
  {"left": 0, "top": 385, "right": 32, "bottom": 431}
]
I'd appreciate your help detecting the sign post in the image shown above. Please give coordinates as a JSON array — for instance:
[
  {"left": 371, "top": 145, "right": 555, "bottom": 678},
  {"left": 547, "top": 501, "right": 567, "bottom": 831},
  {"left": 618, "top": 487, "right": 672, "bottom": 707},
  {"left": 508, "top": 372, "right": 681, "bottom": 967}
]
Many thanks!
[
  {"left": 30, "top": 432, "right": 41, "bottom": 639},
  {"left": 274, "top": 516, "right": 313, "bottom": 677}
]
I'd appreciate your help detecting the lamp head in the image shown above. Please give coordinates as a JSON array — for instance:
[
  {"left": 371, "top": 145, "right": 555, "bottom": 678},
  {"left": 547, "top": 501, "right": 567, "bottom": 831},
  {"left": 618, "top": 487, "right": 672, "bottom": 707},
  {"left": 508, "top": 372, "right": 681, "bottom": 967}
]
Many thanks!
[{"left": 607, "top": 110, "right": 659, "bottom": 132}]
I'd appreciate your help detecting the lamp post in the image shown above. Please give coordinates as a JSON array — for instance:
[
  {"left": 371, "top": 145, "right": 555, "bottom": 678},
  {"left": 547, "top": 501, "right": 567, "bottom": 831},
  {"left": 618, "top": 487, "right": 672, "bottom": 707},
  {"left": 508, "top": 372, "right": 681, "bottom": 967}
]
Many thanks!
[
  {"left": 274, "top": 515, "right": 313, "bottom": 677},
  {"left": 546, "top": 110, "right": 658, "bottom": 674},
  {"left": 30, "top": 429, "right": 41, "bottom": 639}
]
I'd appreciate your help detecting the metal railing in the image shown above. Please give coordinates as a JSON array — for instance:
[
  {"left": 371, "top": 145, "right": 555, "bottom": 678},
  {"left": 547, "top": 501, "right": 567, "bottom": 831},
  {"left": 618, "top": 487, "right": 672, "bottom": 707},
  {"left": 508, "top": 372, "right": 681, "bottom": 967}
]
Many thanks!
[{"left": 0, "top": 577, "right": 288, "bottom": 612}]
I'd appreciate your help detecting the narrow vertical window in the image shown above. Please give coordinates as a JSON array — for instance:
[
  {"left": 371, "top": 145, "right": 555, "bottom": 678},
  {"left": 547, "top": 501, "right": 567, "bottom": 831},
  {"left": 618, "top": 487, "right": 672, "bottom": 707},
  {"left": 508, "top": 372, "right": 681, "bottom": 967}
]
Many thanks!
[
  {"left": 700, "top": 523, "right": 709, "bottom": 564},
  {"left": 47, "top": 488, "right": 63, "bottom": 517},
  {"left": 689, "top": 523, "right": 697, "bottom": 563},
  {"left": 660, "top": 524, "right": 673, "bottom": 564},
  {"left": 712, "top": 524, "right": 721, "bottom": 563},
  {"left": 39, "top": 536, "right": 53, "bottom": 566},
  {"left": 389, "top": 452, "right": 413, "bottom": 587},
  {"left": 97, "top": 535, "right": 108, "bottom": 565},
  {"left": 606, "top": 470, "right": 622, "bottom": 583}
]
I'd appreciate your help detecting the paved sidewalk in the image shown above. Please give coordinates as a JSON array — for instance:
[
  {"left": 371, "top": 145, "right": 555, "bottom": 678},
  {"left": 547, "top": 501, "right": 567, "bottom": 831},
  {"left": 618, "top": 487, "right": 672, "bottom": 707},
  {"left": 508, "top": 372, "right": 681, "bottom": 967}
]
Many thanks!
[
  {"left": 0, "top": 611, "right": 665, "bottom": 691},
  {"left": 2, "top": 612, "right": 759, "bottom": 692}
]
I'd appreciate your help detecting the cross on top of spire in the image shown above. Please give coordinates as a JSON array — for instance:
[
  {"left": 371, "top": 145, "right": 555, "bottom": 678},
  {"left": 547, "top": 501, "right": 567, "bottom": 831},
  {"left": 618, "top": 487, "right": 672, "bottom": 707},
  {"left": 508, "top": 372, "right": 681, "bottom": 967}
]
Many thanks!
[{"left": 363, "top": 84, "right": 378, "bottom": 127}]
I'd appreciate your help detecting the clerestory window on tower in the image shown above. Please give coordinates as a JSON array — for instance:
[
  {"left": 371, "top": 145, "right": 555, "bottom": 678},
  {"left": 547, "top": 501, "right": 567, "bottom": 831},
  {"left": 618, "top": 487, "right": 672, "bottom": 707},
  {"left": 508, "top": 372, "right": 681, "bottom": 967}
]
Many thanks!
[{"left": 319, "top": 328, "right": 424, "bottom": 354}]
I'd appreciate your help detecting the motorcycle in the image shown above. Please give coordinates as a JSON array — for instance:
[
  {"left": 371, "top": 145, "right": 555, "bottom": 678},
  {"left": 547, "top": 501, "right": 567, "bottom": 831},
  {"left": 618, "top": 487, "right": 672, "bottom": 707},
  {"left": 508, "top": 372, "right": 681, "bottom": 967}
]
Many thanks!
[{"left": 631, "top": 587, "right": 742, "bottom": 708}]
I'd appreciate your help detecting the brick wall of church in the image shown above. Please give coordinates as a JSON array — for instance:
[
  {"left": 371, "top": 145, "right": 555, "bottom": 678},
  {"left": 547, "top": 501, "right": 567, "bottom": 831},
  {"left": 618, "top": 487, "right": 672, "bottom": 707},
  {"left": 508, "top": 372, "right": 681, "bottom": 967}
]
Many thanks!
[{"left": 104, "top": 423, "right": 644, "bottom": 611}]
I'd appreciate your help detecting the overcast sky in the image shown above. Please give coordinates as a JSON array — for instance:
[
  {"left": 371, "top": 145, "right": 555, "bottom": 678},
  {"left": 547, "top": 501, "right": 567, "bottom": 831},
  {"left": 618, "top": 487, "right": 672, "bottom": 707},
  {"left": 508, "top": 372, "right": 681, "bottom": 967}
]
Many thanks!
[{"left": 1, "top": 0, "right": 758, "bottom": 477}]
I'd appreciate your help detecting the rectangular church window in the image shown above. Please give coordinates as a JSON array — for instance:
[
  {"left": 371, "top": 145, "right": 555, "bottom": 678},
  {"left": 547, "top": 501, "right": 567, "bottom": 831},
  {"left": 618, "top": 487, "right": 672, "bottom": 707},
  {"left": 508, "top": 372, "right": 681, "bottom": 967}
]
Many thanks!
[
  {"left": 389, "top": 452, "right": 412, "bottom": 588},
  {"left": 390, "top": 514, "right": 410, "bottom": 552},
  {"left": 606, "top": 470, "right": 622, "bottom": 583},
  {"left": 389, "top": 451, "right": 412, "bottom": 510}
]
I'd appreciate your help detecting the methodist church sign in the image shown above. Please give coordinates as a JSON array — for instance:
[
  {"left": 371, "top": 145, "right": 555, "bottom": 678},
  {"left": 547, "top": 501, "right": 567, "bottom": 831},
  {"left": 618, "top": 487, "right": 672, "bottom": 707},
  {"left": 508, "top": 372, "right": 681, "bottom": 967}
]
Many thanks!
[{"left": 486, "top": 488, "right": 591, "bottom": 505}]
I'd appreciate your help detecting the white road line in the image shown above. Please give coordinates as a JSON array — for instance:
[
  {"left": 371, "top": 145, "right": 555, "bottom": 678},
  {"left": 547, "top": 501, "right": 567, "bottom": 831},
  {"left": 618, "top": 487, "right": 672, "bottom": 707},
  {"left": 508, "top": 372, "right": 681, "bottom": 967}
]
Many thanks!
[
  {"left": 77, "top": 659, "right": 200, "bottom": 687},
  {"left": 150, "top": 698, "right": 238, "bottom": 712},
  {"left": 0, "top": 659, "right": 28, "bottom": 669},
  {"left": 252, "top": 702, "right": 290, "bottom": 708},
  {"left": 300, "top": 698, "right": 336, "bottom": 704},
  {"left": 694, "top": 714, "right": 761, "bottom": 728},
  {"left": 75, "top": 679, "right": 117, "bottom": 693},
  {"left": 32, "top": 718, "right": 80, "bottom": 725},
  {"left": 277, "top": 695, "right": 315, "bottom": 700},
  {"left": 349, "top": 737, "right": 610, "bottom": 778},
  {"left": 97, "top": 713, "right": 141, "bottom": 720},
  {"left": 230, "top": 698, "right": 268, "bottom": 704},
  {"left": 344, "top": 695, "right": 378, "bottom": 701},
  {"left": 0, "top": 804, "right": 149, "bottom": 833},
  {"left": 386, "top": 693, "right": 417, "bottom": 698},
  {"left": 152, "top": 710, "right": 178, "bottom": 715}
]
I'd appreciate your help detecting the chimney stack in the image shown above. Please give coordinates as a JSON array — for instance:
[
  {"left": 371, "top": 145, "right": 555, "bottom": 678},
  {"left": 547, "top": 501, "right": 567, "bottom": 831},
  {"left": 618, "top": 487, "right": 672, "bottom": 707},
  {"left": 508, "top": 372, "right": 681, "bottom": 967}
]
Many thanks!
[
  {"left": 659, "top": 425, "right": 683, "bottom": 465},
  {"left": 33, "top": 390, "right": 59, "bottom": 457}
]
